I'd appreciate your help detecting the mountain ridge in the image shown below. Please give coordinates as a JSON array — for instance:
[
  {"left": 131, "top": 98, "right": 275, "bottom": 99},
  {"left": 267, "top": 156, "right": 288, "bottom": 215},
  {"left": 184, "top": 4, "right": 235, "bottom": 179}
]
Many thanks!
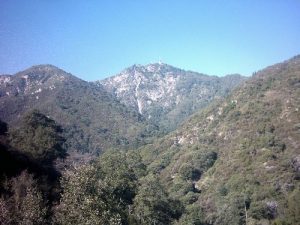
[
  {"left": 98, "top": 63, "right": 246, "bottom": 131},
  {"left": 0, "top": 55, "right": 299, "bottom": 224},
  {"left": 0, "top": 65, "right": 156, "bottom": 154},
  {"left": 138, "top": 55, "right": 300, "bottom": 224}
]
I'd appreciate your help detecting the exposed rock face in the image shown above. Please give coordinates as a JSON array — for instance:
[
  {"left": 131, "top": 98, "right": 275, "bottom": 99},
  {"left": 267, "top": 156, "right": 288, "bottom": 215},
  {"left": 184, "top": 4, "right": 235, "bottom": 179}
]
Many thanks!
[
  {"left": 98, "top": 63, "right": 246, "bottom": 131},
  {"left": 0, "top": 65, "right": 73, "bottom": 98}
]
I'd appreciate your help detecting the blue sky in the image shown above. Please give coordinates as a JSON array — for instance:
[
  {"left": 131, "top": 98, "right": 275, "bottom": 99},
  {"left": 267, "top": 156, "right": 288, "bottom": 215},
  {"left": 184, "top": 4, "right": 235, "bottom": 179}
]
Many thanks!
[{"left": 1, "top": 0, "right": 300, "bottom": 81}]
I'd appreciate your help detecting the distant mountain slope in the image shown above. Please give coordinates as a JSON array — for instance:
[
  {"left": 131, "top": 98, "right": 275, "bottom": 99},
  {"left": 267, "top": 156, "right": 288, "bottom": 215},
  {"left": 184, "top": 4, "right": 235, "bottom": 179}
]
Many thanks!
[
  {"left": 98, "top": 63, "right": 246, "bottom": 131},
  {"left": 139, "top": 56, "right": 300, "bottom": 224},
  {"left": 0, "top": 65, "right": 157, "bottom": 154}
]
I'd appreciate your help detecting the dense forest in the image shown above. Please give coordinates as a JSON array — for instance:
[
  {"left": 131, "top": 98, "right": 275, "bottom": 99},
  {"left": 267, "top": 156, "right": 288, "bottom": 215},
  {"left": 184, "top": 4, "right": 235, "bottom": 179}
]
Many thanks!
[{"left": 0, "top": 112, "right": 182, "bottom": 225}]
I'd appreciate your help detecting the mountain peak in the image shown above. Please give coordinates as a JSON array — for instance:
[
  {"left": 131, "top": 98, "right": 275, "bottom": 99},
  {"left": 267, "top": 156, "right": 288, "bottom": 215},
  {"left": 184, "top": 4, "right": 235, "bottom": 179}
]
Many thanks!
[
  {"left": 100, "top": 62, "right": 246, "bottom": 131},
  {"left": 13, "top": 64, "right": 81, "bottom": 85},
  {"left": 0, "top": 65, "right": 84, "bottom": 98},
  {"left": 120, "top": 62, "right": 181, "bottom": 77},
  {"left": 16, "top": 64, "right": 68, "bottom": 77},
  {"left": 145, "top": 62, "right": 176, "bottom": 71},
  {"left": 28, "top": 64, "right": 61, "bottom": 71}
]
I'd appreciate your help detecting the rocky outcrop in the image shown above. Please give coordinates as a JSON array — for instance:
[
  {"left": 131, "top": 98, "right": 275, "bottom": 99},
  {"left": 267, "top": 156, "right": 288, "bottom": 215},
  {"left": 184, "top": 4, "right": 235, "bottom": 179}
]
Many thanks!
[{"left": 98, "top": 63, "right": 246, "bottom": 131}]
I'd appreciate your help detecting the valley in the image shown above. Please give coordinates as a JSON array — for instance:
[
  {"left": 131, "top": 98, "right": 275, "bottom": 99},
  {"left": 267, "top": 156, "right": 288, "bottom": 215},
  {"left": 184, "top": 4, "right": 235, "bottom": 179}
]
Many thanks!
[{"left": 0, "top": 56, "right": 299, "bottom": 224}]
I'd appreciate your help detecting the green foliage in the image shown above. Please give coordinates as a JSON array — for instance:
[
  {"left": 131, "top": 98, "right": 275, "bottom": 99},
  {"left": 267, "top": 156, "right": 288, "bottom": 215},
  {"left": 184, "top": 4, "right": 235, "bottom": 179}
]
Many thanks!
[
  {"left": 172, "top": 150, "right": 217, "bottom": 181},
  {"left": 10, "top": 110, "right": 66, "bottom": 163},
  {"left": 96, "top": 150, "right": 141, "bottom": 205},
  {"left": 133, "top": 174, "right": 183, "bottom": 225},
  {"left": 55, "top": 164, "right": 122, "bottom": 225},
  {"left": 218, "top": 186, "right": 228, "bottom": 196},
  {"left": 147, "top": 147, "right": 180, "bottom": 174},
  {"left": 125, "top": 150, "right": 147, "bottom": 178},
  {"left": 249, "top": 201, "right": 269, "bottom": 220},
  {"left": 249, "top": 200, "right": 278, "bottom": 221},
  {"left": 175, "top": 204, "right": 207, "bottom": 225},
  {"left": 223, "top": 101, "right": 236, "bottom": 115},
  {"left": 1, "top": 55, "right": 300, "bottom": 224},
  {"left": 0, "top": 171, "right": 47, "bottom": 225},
  {"left": 214, "top": 195, "right": 246, "bottom": 225},
  {"left": 286, "top": 188, "right": 300, "bottom": 224},
  {"left": 169, "top": 177, "right": 195, "bottom": 199},
  {"left": 179, "top": 163, "right": 201, "bottom": 181},
  {"left": 180, "top": 192, "right": 200, "bottom": 205},
  {"left": 137, "top": 56, "right": 300, "bottom": 224},
  {"left": 0, "top": 65, "right": 160, "bottom": 155},
  {"left": 55, "top": 150, "right": 146, "bottom": 225}
]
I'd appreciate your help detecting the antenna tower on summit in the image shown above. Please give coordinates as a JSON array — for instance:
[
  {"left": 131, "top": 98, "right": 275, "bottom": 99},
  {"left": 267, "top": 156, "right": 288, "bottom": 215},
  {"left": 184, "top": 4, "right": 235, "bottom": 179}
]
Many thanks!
[{"left": 158, "top": 57, "right": 162, "bottom": 65}]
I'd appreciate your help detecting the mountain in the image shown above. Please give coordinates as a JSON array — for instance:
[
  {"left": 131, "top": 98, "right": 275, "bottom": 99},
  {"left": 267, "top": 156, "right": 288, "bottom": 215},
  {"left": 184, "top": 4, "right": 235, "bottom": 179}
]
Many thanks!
[
  {"left": 138, "top": 56, "right": 300, "bottom": 224},
  {"left": 98, "top": 63, "right": 246, "bottom": 131},
  {"left": 0, "top": 65, "right": 157, "bottom": 154},
  {"left": 1, "top": 56, "right": 299, "bottom": 224}
]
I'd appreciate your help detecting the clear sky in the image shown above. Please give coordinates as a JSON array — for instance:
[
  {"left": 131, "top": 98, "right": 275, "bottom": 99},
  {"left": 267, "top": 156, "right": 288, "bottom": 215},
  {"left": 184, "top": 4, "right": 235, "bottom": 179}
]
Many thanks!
[{"left": 1, "top": 0, "right": 300, "bottom": 81}]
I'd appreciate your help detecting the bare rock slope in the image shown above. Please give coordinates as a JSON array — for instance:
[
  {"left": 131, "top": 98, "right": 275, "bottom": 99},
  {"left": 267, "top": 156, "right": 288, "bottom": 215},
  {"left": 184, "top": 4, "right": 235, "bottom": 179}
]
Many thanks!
[{"left": 99, "top": 63, "right": 246, "bottom": 131}]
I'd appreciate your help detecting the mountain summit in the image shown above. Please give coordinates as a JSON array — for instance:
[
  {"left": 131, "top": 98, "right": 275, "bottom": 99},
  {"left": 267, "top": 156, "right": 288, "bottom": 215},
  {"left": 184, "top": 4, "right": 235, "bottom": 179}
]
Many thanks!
[
  {"left": 98, "top": 63, "right": 246, "bottom": 131},
  {"left": 0, "top": 56, "right": 299, "bottom": 224},
  {"left": 0, "top": 64, "right": 83, "bottom": 97},
  {"left": 0, "top": 65, "right": 155, "bottom": 154}
]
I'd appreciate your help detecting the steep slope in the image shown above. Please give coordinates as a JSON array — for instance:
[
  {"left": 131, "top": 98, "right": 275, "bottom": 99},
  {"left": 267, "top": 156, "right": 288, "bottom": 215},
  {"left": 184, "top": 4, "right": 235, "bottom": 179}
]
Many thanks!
[
  {"left": 98, "top": 63, "right": 246, "bottom": 131},
  {"left": 139, "top": 56, "right": 300, "bottom": 224},
  {"left": 0, "top": 65, "right": 157, "bottom": 154}
]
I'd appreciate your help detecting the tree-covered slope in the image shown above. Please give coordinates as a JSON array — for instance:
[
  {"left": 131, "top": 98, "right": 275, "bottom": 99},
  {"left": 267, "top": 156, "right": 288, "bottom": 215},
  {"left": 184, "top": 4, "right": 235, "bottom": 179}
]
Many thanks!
[
  {"left": 0, "top": 65, "right": 157, "bottom": 154},
  {"left": 1, "top": 56, "right": 299, "bottom": 224},
  {"left": 139, "top": 56, "right": 300, "bottom": 224},
  {"left": 99, "top": 63, "right": 246, "bottom": 132}
]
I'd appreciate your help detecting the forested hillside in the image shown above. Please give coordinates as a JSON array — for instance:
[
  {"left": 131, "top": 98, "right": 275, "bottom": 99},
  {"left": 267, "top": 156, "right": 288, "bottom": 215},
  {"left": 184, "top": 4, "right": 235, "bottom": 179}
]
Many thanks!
[
  {"left": 0, "top": 56, "right": 299, "bottom": 224},
  {"left": 0, "top": 65, "right": 158, "bottom": 154},
  {"left": 138, "top": 55, "right": 300, "bottom": 224}
]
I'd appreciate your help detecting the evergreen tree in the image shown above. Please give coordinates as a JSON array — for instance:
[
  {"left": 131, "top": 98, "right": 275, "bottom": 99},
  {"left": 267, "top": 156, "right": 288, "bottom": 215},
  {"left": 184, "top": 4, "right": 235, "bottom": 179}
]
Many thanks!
[
  {"left": 10, "top": 110, "right": 66, "bottom": 164},
  {"left": 55, "top": 150, "right": 145, "bottom": 225},
  {"left": 54, "top": 164, "right": 122, "bottom": 225},
  {"left": 133, "top": 174, "right": 182, "bottom": 225}
]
